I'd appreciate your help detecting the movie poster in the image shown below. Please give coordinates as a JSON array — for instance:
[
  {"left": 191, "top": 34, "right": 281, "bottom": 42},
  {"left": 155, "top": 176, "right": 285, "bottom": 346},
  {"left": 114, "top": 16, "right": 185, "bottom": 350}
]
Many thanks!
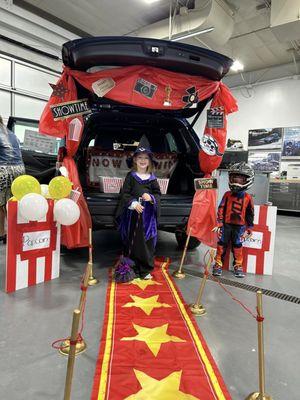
[
  {"left": 248, "top": 151, "right": 281, "bottom": 172},
  {"left": 282, "top": 127, "right": 300, "bottom": 158},
  {"left": 248, "top": 127, "right": 283, "bottom": 149}
]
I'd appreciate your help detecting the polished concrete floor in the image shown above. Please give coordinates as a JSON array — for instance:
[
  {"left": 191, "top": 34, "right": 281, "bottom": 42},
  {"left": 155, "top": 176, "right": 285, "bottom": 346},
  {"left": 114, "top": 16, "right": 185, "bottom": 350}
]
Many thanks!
[{"left": 0, "top": 214, "right": 299, "bottom": 400}]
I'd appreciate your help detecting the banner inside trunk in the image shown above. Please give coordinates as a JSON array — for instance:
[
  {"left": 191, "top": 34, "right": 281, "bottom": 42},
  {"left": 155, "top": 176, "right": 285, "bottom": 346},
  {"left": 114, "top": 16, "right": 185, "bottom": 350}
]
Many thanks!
[
  {"left": 87, "top": 148, "right": 178, "bottom": 187},
  {"left": 39, "top": 65, "right": 238, "bottom": 248}
]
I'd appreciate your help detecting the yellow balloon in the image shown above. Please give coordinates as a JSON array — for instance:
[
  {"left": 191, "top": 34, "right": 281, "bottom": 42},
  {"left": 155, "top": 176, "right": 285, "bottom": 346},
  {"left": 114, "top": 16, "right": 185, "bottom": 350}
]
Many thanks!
[
  {"left": 11, "top": 175, "right": 41, "bottom": 200},
  {"left": 48, "top": 176, "right": 72, "bottom": 200}
]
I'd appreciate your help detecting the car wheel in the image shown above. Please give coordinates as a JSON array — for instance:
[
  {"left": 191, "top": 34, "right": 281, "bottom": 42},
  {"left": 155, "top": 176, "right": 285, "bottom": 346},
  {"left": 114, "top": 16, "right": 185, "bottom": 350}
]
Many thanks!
[{"left": 175, "top": 229, "right": 201, "bottom": 250}]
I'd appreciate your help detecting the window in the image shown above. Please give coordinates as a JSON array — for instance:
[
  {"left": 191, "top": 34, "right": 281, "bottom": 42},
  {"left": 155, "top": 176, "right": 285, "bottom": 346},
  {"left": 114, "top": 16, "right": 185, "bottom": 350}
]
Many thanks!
[
  {"left": 0, "top": 57, "right": 11, "bottom": 86},
  {"left": 15, "top": 94, "right": 47, "bottom": 120},
  {"left": 165, "top": 132, "right": 178, "bottom": 152},
  {"left": 12, "top": 119, "right": 58, "bottom": 155},
  {"left": 15, "top": 63, "right": 57, "bottom": 97},
  {"left": 0, "top": 90, "right": 11, "bottom": 121},
  {"left": 13, "top": 120, "right": 39, "bottom": 144}
]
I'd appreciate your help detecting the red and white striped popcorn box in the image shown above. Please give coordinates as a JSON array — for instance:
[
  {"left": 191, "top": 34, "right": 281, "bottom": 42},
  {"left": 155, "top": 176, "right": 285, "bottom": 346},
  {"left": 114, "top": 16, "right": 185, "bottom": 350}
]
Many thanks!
[
  {"left": 223, "top": 205, "right": 277, "bottom": 275},
  {"left": 157, "top": 178, "right": 169, "bottom": 194},
  {"left": 69, "top": 189, "right": 81, "bottom": 203},
  {"left": 99, "top": 176, "right": 123, "bottom": 193},
  {"left": 5, "top": 200, "right": 61, "bottom": 293},
  {"left": 68, "top": 117, "right": 82, "bottom": 141}
]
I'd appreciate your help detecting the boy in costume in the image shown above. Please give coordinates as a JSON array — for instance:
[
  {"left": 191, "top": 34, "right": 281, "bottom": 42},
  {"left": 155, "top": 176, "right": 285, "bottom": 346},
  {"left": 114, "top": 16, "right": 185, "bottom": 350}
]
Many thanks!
[{"left": 212, "top": 162, "right": 254, "bottom": 278}]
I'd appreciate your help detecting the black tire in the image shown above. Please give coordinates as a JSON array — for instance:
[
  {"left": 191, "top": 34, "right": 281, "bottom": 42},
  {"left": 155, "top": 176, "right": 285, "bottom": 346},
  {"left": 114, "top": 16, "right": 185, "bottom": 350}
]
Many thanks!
[{"left": 175, "top": 229, "right": 201, "bottom": 250}]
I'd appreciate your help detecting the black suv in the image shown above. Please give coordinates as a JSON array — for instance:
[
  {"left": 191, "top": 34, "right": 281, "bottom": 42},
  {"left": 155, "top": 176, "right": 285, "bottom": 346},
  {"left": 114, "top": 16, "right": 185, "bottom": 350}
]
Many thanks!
[{"left": 9, "top": 37, "right": 232, "bottom": 249}]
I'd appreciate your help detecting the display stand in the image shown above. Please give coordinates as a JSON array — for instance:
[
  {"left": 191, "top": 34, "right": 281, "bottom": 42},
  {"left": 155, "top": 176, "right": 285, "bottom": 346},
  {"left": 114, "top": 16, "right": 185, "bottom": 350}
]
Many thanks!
[{"left": 223, "top": 205, "right": 277, "bottom": 275}]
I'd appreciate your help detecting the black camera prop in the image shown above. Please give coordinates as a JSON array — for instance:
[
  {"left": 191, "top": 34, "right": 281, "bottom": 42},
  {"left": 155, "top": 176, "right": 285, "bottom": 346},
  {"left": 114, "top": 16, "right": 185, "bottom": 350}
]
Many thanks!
[{"left": 134, "top": 78, "right": 157, "bottom": 99}]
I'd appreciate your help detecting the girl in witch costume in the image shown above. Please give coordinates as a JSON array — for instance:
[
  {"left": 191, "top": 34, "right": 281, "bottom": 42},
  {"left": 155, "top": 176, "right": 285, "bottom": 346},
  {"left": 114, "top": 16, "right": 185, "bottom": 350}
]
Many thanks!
[{"left": 115, "top": 147, "right": 161, "bottom": 281}]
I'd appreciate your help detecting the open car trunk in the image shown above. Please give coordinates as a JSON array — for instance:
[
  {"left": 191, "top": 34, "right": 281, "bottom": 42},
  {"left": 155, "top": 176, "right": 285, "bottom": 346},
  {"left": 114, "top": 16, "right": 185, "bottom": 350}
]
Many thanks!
[{"left": 76, "top": 111, "right": 203, "bottom": 231}]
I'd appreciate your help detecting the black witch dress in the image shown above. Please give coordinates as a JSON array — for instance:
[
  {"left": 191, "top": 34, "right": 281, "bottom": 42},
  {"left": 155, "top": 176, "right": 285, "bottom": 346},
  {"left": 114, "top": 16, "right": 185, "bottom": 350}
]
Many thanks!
[{"left": 116, "top": 171, "right": 161, "bottom": 278}]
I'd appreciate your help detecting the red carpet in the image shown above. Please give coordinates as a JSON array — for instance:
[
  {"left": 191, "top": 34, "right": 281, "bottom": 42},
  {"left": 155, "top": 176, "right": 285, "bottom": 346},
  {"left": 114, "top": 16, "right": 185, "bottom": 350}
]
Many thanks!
[{"left": 91, "top": 257, "right": 231, "bottom": 400}]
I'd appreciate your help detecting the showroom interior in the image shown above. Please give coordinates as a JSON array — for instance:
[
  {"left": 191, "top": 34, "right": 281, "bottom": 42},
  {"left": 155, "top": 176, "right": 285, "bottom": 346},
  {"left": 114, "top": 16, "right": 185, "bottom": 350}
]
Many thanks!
[{"left": 0, "top": 1, "right": 300, "bottom": 400}]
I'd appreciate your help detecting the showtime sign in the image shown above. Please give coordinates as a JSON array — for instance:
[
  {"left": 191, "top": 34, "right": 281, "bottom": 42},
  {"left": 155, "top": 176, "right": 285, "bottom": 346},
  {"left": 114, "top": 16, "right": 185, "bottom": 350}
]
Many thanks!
[
  {"left": 223, "top": 205, "right": 277, "bottom": 275},
  {"left": 5, "top": 200, "right": 61, "bottom": 293}
]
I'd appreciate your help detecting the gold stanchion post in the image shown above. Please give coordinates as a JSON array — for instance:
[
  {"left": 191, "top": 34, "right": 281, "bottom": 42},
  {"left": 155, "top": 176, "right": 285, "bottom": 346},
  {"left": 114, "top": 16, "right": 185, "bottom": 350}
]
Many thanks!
[
  {"left": 63, "top": 309, "right": 81, "bottom": 400},
  {"left": 88, "top": 228, "right": 99, "bottom": 286},
  {"left": 246, "top": 291, "right": 272, "bottom": 400},
  {"left": 189, "top": 249, "right": 215, "bottom": 316},
  {"left": 59, "top": 262, "right": 91, "bottom": 356},
  {"left": 173, "top": 227, "right": 192, "bottom": 279}
]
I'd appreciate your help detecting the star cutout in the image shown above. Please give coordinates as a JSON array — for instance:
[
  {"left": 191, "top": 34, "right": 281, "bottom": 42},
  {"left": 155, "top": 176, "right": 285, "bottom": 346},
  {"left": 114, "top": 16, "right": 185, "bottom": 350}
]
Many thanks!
[
  {"left": 122, "top": 294, "right": 171, "bottom": 316},
  {"left": 121, "top": 323, "right": 185, "bottom": 357},
  {"left": 130, "top": 278, "right": 162, "bottom": 290},
  {"left": 124, "top": 369, "right": 199, "bottom": 400},
  {"left": 50, "top": 82, "right": 69, "bottom": 98}
]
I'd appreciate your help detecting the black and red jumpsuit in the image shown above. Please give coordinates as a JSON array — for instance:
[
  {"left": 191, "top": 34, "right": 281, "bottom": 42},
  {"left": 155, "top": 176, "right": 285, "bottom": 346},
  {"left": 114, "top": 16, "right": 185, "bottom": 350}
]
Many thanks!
[{"left": 215, "top": 191, "right": 254, "bottom": 267}]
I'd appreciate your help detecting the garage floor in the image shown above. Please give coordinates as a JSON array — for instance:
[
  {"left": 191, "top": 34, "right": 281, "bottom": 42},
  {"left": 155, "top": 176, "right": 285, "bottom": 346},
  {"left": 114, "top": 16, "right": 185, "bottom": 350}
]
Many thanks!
[{"left": 0, "top": 214, "right": 299, "bottom": 400}]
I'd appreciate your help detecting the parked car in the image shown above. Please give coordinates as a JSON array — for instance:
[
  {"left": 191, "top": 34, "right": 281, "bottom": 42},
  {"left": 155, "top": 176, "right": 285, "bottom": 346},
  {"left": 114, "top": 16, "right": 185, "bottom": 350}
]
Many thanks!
[
  {"left": 249, "top": 132, "right": 281, "bottom": 147},
  {"left": 9, "top": 36, "right": 232, "bottom": 249}
]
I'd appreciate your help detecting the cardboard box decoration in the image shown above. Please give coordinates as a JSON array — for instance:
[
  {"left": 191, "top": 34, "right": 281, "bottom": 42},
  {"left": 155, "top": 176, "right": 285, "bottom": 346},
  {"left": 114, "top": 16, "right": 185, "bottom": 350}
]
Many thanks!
[
  {"left": 5, "top": 200, "right": 61, "bottom": 293},
  {"left": 223, "top": 205, "right": 277, "bottom": 275}
]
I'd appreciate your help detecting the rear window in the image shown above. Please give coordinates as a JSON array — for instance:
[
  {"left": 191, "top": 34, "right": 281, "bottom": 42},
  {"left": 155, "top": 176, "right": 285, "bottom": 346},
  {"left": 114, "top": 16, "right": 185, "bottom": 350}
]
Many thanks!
[
  {"left": 10, "top": 119, "right": 59, "bottom": 155},
  {"left": 89, "top": 129, "right": 181, "bottom": 154}
]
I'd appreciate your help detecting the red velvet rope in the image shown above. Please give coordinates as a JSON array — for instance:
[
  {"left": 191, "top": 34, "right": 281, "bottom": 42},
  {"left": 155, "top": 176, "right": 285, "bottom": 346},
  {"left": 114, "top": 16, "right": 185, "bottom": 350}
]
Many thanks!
[
  {"left": 202, "top": 250, "right": 264, "bottom": 322},
  {"left": 51, "top": 265, "right": 90, "bottom": 350}
]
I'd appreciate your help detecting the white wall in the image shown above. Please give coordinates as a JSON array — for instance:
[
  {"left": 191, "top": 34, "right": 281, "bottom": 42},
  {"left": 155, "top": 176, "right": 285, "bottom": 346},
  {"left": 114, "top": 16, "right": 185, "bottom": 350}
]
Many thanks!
[
  {"left": 228, "top": 77, "right": 300, "bottom": 147},
  {"left": 193, "top": 76, "right": 300, "bottom": 173},
  {"left": 193, "top": 76, "right": 300, "bottom": 148}
]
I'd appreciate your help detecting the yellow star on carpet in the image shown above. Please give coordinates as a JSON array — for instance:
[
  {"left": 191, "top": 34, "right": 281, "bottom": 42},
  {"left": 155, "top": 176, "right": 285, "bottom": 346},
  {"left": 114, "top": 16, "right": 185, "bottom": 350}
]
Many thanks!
[
  {"left": 122, "top": 294, "right": 171, "bottom": 316},
  {"left": 124, "top": 369, "right": 199, "bottom": 400},
  {"left": 121, "top": 323, "right": 185, "bottom": 356},
  {"left": 130, "top": 278, "right": 162, "bottom": 290}
]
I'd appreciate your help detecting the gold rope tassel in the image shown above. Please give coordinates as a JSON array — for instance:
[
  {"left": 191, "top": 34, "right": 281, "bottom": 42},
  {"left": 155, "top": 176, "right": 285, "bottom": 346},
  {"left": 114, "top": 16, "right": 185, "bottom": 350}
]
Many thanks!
[
  {"left": 63, "top": 309, "right": 81, "bottom": 400},
  {"left": 245, "top": 291, "right": 273, "bottom": 400},
  {"left": 189, "top": 248, "right": 215, "bottom": 316},
  {"left": 88, "top": 228, "right": 99, "bottom": 286},
  {"left": 173, "top": 227, "right": 193, "bottom": 279}
]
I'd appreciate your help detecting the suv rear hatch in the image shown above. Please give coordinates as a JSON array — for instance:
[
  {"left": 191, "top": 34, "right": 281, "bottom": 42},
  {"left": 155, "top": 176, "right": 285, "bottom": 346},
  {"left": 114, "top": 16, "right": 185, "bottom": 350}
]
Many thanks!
[
  {"left": 63, "top": 36, "right": 232, "bottom": 81},
  {"left": 76, "top": 111, "right": 202, "bottom": 231}
]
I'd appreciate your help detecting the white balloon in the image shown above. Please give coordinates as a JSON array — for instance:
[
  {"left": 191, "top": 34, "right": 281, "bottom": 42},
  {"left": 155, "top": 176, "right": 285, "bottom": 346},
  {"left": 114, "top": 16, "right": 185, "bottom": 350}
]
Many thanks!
[
  {"left": 41, "top": 184, "right": 50, "bottom": 198},
  {"left": 53, "top": 198, "right": 80, "bottom": 226},
  {"left": 19, "top": 193, "right": 49, "bottom": 221}
]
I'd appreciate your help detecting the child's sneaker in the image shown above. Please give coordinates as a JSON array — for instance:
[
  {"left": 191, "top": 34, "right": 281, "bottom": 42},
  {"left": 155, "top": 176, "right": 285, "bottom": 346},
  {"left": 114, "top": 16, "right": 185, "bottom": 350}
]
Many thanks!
[
  {"left": 233, "top": 265, "right": 245, "bottom": 278},
  {"left": 212, "top": 264, "right": 222, "bottom": 277}
]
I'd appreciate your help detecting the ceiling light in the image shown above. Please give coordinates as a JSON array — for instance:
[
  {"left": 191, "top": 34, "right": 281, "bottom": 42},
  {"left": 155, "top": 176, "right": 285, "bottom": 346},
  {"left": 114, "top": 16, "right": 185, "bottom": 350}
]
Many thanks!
[
  {"left": 231, "top": 60, "right": 244, "bottom": 72},
  {"left": 171, "top": 27, "right": 214, "bottom": 42},
  {"left": 144, "top": 0, "right": 161, "bottom": 3}
]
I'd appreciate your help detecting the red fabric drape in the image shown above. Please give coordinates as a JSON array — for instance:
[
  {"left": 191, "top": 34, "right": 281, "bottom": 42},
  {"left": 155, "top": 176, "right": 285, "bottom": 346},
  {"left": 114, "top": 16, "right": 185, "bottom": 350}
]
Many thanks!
[
  {"left": 39, "top": 65, "right": 238, "bottom": 248},
  {"left": 187, "top": 188, "right": 217, "bottom": 248},
  {"left": 61, "top": 156, "right": 92, "bottom": 248},
  {"left": 199, "top": 82, "right": 238, "bottom": 173},
  {"left": 39, "top": 65, "right": 222, "bottom": 139}
]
